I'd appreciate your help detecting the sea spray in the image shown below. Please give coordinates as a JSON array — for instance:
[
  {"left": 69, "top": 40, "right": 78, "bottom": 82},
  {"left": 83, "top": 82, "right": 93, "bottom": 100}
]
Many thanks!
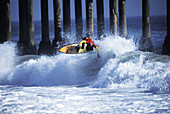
[
  {"left": 0, "top": 42, "right": 16, "bottom": 75},
  {"left": 96, "top": 35, "right": 136, "bottom": 57}
]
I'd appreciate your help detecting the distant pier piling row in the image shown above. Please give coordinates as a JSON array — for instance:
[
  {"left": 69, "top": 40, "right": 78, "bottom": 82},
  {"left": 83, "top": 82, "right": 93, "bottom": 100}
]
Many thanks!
[
  {"left": 0, "top": 0, "right": 169, "bottom": 56},
  {"left": 0, "top": 0, "right": 11, "bottom": 43}
]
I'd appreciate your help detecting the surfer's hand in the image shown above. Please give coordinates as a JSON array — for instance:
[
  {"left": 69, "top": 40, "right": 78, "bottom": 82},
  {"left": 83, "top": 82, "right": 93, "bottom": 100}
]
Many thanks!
[{"left": 97, "top": 53, "right": 100, "bottom": 58}]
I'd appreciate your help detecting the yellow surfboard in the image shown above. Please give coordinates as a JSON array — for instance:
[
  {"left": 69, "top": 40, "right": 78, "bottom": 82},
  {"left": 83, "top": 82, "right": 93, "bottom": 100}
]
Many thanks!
[
  {"left": 59, "top": 43, "right": 93, "bottom": 54},
  {"left": 59, "top": 44, "right": 79, "bottom": 54}
]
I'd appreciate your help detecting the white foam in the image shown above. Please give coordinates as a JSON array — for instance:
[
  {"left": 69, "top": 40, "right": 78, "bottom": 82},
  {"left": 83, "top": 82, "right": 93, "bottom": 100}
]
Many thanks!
[
  {"left": 91, "top": 51, "right": 170, "bottom": 93},
  {"left": 0, "top": 52, "right": 100, "bottom": 86}
]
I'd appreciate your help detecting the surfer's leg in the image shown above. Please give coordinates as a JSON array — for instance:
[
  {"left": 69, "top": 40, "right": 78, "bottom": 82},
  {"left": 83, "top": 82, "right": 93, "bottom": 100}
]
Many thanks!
[
  {"left": 81, "top": 43, "right": 85, "bottom": 49},
  {"left": 75, "top": 45, "right": 80, "bottom": 53},
  {"left": 86, "top": 43, "right": 93, "bottom": 51}
]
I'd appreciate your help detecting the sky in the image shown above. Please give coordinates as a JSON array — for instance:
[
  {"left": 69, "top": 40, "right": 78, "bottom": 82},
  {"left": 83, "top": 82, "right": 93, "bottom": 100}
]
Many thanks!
[{"left": 10, "top": 0, "right": 166, "bottom": 21}]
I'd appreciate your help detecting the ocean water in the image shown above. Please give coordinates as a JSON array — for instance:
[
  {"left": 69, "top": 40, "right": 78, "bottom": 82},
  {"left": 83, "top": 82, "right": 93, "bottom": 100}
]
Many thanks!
[{"left": 0, "top": 16, "right": 170, "bottom": 113}]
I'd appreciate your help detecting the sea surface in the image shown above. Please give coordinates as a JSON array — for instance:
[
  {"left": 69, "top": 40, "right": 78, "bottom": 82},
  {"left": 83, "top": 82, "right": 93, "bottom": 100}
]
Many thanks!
[{"left": 0, "top": 16, "right": 170, "bottom": 113}]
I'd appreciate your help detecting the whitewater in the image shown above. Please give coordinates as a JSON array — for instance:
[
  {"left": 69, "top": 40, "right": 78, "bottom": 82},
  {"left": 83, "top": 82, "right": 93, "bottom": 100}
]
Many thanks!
[{"left": 0, "top": 34, "right": 170, "bottom": 113}]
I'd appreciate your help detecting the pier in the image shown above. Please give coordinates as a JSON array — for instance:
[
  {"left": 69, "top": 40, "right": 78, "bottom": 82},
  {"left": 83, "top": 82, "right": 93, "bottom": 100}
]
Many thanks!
[{"left": 0, "top": 0, "right": 169, "bottom": 56}]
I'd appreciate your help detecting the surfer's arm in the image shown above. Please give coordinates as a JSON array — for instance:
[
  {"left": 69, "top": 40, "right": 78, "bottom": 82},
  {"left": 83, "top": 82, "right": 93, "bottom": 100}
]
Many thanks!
[
  {"left": 96, "top": 46, "right": 99, "bottom": 53},
  {"left": 90, "top": 40, "right": 100, "bottom": 58},
  {"left": 79, "top": 40, "right": 86, "bottom": 47},
  {"left": 95, "top": 46, "right": 100, "bottom": 58}
]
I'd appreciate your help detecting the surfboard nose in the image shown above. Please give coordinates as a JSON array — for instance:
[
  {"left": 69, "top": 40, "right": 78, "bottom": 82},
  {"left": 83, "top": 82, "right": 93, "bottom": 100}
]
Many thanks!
[{"left": 59, "top": 47, "right": 68, "bottom": 53}]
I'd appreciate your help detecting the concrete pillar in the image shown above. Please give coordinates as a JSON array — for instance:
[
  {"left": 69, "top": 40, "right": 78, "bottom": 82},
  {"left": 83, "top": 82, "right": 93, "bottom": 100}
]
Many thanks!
[
  {"left": 119, "top": 0, "right": 127, "bottom": 37},
  {"left": 0, "top": 0, "right": 11, "bottom": 43},
  {"left": 38, "top": 0, "right": 53, "bottom": 55},
  {"left": 110, "top": 0, "right": 117, "bottom": 35},
  {"left": 52, "top": 0, "right": 62, "bottom": 47},
  {"left": 63, "top": 0, "right": 71, "bottom": 36},
  {"left": 86, "top": 0, "right": 94, "bottom": 37},
  {"left": 139, "top": 0, "right": 153, "bottom": 52},
  {"left": 75, "top": 0, "right": 83, "bottom": 40},
  {"left": 163, "top": 0, "right": 170, "bottom": 55},
  {"left": 18, "top": 0, "right": 37, "bottom": 55},
  {"left": 96, "top": 0, "right": 104, "bottom": 38}
]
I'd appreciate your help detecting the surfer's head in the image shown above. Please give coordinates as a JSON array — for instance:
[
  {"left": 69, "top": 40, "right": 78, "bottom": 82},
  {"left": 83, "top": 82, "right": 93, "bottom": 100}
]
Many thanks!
[
  {"left": 82, "top": 37, "right": 93, "bottom": 43},
  {"left": 82, "top": 37, "right": 89, "bottom": 40}
]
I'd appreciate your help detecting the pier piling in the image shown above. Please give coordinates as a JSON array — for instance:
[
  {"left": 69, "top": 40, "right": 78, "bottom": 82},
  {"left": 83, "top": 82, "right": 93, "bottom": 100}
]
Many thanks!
[
  {"left": 139, "top": 0, "right": 153, "bottom": 52},
  {"left": 18, "top": 0, "right": 37, "bottom": 55},
  {"left": 52, "top": 0, "right": 62, "bottom": 47},
  {"left": 163, "top": 0, "right": 170, "bottom": 55},
  {"left": 0, "top": 0, "right": 11, "bottom": 43},
  {"left": 38, "top": 0, "right": 53, "bottom": 55},
  {"left": 119, "top": 0, "right": 127, "bottom": 38},
  {"left": 110, "top": 0, "right": 117, "bottom": 36},
  {"left": 63, "top": 0, "right": 71, "bottom": 39},
  {"left": 86, "top": 0, "right": 94, "bottom": 37},
  {"left": 75, "top": 0, "right": 83, "bottom": 40},
  {"left": 96, "top": 0, "right": 104, "bottom": 38}
]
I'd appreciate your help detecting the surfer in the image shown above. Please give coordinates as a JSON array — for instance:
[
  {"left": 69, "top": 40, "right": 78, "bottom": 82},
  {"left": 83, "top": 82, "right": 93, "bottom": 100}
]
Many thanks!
[{"left": 76, "top": 37, "right": 100, "bottom": 58}]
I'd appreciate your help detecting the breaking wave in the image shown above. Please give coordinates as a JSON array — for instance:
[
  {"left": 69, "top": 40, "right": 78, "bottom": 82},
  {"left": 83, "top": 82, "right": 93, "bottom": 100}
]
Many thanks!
[{"left": 0, "top": 36, "right": 170, "bottom": 93}]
